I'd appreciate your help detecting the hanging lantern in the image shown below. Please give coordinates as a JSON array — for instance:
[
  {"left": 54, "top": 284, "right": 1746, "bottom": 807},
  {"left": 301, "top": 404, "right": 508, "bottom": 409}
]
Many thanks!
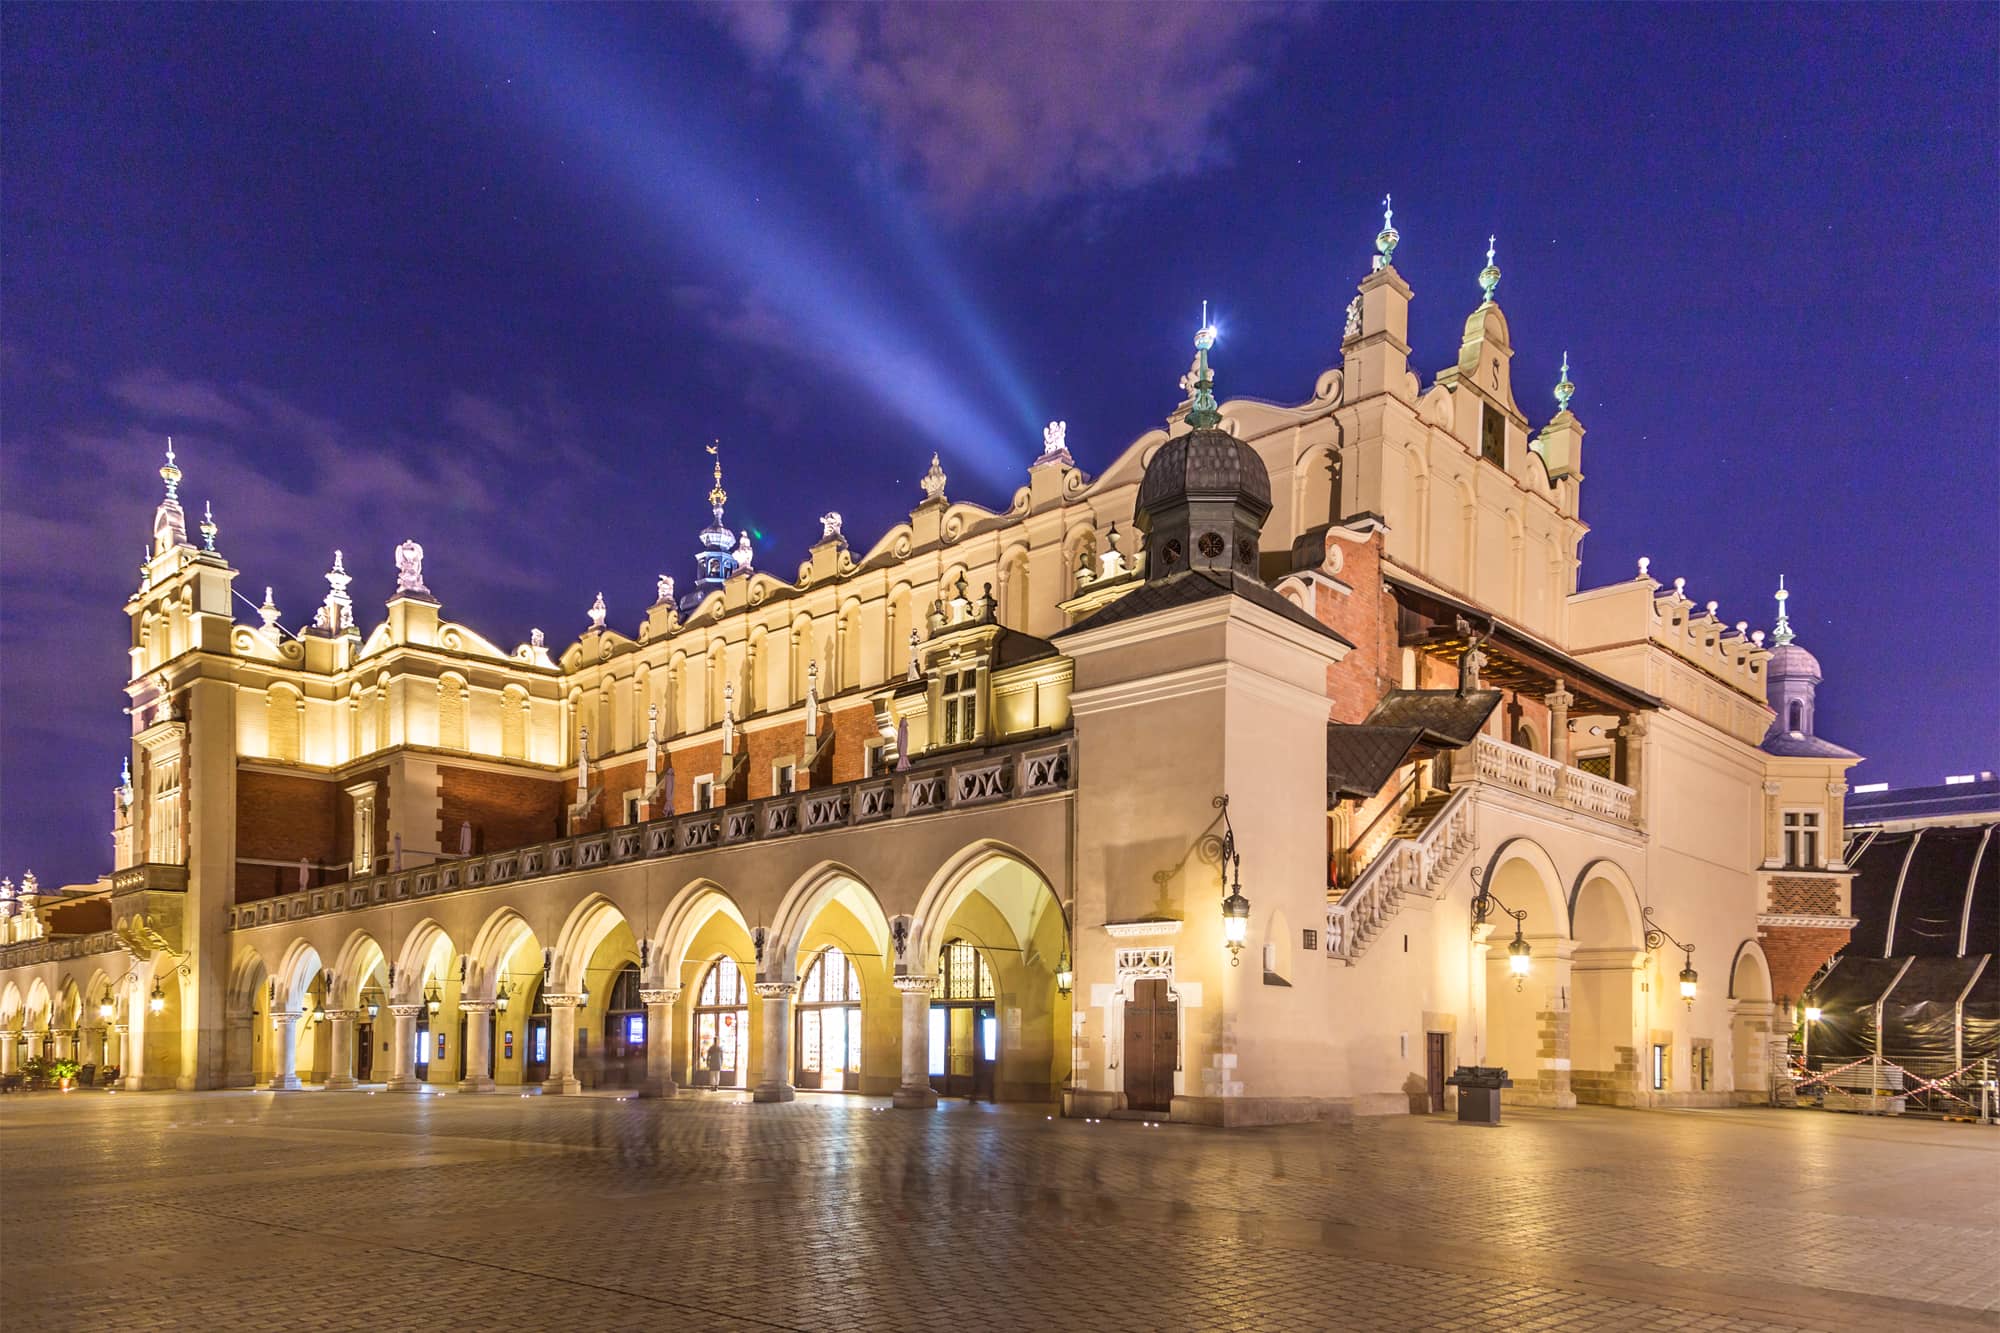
[
  {"left": 148, "top": 980, "right": 166, "bottom": 1016},
  {"left": 1054, "top": 948, "right": 1073, "bottom": 998},
  {"left": 424, "top": 979, "right": 442, "bottom": 1017},
  {"left": 1221, "top": 886, "right": 1251, "bottom": 964},
  {"left": 496, "top": 979, "right": 511, "bottom": 1014},
  {"left": 1678, "top": 961, "right": 1699, "bottom": 1008},
  {"left": 97, "top": 996, "right": 114, "bottom": 1022},
  {"left": 1507, "top": 927, "right": 1532, "bottom": 988},
  {"left": 579, "top": 976, "right": 590, "bottom": 1007},
  {"left": 365, "top": 992, "right": 380, "bottom": 1020}
]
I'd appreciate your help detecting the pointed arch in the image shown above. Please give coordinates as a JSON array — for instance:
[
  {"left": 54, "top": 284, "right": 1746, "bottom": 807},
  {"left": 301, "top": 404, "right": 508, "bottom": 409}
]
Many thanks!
[
  {"left": 229, "top": 946, "right": 273, "bottom": 1014},
  {"left": 912, "top": 839, "right": 1067, "bottom": 968},
  {"left": 653, "top": 879, "right": 751, "bottom": 988},
  {"left": 0, "top": 981, "right": 21, "bottom": 1024},
  {"left": 767, "top": 862, "right": 891, "bottom": 982},
  {"left": 550, "top": 894, "right": 634, "bottom": 993},
  {"left": 392, "top": 919, "right": 458, "bottom": 1003},
  {"left": 274, "top": 939, "right": 326, "bottom": 1012},
  {"left": 24, "top": 978, "right": 52, "bottom": 1025},
  {"left": 466, "top": 906, "right": 542, "bottom": 1001},
  {"left": 328, "top": 929, "right": 389, "bottom": 1008}
]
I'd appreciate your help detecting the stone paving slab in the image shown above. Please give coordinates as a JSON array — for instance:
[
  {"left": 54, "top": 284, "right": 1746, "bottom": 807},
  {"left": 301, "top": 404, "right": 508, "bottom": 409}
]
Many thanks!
[{"left": 2, "top": 1091, "right": 1995, "bottom": 1331}]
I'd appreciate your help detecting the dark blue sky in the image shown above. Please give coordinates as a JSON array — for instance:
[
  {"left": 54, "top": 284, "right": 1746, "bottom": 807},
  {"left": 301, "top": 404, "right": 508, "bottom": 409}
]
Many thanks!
[{"left": 3, "top": 3, "right": 1995, "bottom": 881}]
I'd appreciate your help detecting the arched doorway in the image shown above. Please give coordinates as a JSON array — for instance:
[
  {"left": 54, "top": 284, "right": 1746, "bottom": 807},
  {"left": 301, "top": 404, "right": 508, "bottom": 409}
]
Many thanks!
[
  {"left": 796, "top": 946, "right": 862, "bottom": 1092},
  {"left": 930, "top": 939, "right": 998, "bottom": 1100},
  {"left": 1729, "top": 942, "right": 1777, "bottom": 1100},
  {"left": 600, "top": 962, "right": 646, "bottom": 1089},
  {"left": 1476, "top": 841, "right": 1572, "bottom": 1107},
  {"left": 1570, "top": 866, "right": 1644, "bottom": 1106},
  {"left": 692, "top": 956, "right": 748, "bottom": 1088}
]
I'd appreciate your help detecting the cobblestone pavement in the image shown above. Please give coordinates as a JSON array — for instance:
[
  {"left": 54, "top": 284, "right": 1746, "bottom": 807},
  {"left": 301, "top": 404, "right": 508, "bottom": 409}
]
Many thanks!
[{"left": 2, "top": 1090, "right": 1995, "bottom": 1331}]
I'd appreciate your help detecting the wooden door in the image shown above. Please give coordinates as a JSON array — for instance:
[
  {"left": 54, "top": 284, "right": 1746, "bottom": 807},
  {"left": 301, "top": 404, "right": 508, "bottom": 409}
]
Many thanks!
[
  {"left": 355, "top": 1023, "right": 374, "bottom": 1081},
  {"left": 972, "top": 1004, "right": 997, "bottom": 1101},
  {"left": 1425, "top": 1032, "right": 1447, "bottom": 1113},
  {"left": 1124, "top": 979, "right": 1177, "bottom": 1112}
]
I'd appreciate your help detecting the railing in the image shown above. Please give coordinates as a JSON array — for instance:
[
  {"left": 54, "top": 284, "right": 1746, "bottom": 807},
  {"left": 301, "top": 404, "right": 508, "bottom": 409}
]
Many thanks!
[
  {"left": 1327, "top": 787, "right": 1475, "bottom": 964},
  {"left": 227, "top": 736, "right": 1074, "bottom": 933},
  {"left": 1466, "top": 734, "right": 1634, "bottom": 823},
  {"left": 1344, "top": 770, "right": 1422, "bottom": 881},
  {"left": 0, "top": 929, "right": 123, "bottom": 971}
]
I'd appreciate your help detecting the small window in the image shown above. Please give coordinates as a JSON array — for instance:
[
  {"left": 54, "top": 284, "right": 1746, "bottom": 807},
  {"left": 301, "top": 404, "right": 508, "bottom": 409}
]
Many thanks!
[
  {"left": 622, "top": 792, "right": 641, "bottom": 825},
  {"left": 1481, "top": 403, "right": 1507, "bottom": 466},
  {"left": 1787, "top": 700, "right": 1804, "bottom": 732},
  {"left": 774, "top": 763, "right": 796, "bottom": 796},
  {"left": 693, "top": 776, "right": 715, "bottom": 811},
  {"left": 415, "top": 1025, "right": 431, "bottom": 1068},
  {"left": 1577, "top": 753, "right": 1613, "bottom": 779},
  {"left": 1651, "top": 1043, "right": 1666, "bottom": 1091},
  {"left": 1783, "top": 811, "right": 1821, "bottom": 868},
  {"left": 941, "top": 668, "right": 978, "bottom": 745},
  {"left": 927, "top": 1008, "right": 946, "bottom": 1076},
  {"left": 864, "top": 741, "right": 885, "bottom": 778}
]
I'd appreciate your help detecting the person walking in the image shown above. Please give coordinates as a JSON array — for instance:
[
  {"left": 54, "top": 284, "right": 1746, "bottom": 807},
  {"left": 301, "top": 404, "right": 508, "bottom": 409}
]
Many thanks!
[{"left": 704, "top": 1037, "right": 725, "bottom": 1090}]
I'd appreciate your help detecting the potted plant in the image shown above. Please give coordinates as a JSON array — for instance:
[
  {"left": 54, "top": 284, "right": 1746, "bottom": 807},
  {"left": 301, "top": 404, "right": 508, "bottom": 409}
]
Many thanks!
[{"left": 51, "top": 1058, "right": 80, "bottom": 1091}]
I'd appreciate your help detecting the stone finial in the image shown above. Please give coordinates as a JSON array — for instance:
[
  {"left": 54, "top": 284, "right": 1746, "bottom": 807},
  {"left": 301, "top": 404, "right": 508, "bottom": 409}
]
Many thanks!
[
  {"left": 1554, "top": 352, "right": 1575, "bottom": 414},
  {"left": 587, "top": 592, "right": 607, "bottom": 631},
  {"left": 921, "top": 452, "right": 947, "bottom": 501},
  {"left": 199, "top": 501, "right": 219, "bottom": 553},
  {"left": 1772, "top": 576, "right": 1794, "bottom": 646},
  {"left": 733, "top": 530, "right": 754, "bottom": 572},
  {"left": 655, "top": 574, "right": 674, "bottom": 605},
  {"left": 1343, "top": 295, "right": 1362, "bottom": 341},
  {"left": 706, "top": 441, "right": 728, "bottom": 524},
  {"left": 805, "top": 659, "right": 820, "bottom": 737},
  {"left": 721, "top": 683, "right": 736, "bottom": 755},
  {"left": 1735, "top": 621, "right": 1749, "bottom": 637},
  {"left": 819, "top": 512, "right": 843, "bottom": 542},
  {"left": 1705, "top": 600, "right": 1719, "bottom": 617},
  {"left": 908, "top": 629, "right": 921, "bottom": 680},
  {"left": 21, "top": 871, "right": 37, "bottom": 896},
  {"left": 259, "top": 586, "right": 281, "bottom": 636},
  {"left": 1041, "top": 420, "right": 1067, "bottom": 457},
  {"left": 394, "top": 539, "right": 430, "bottom": 596},
  {"left": 319, "top": 550, "right": 355, "bottom": 633},
  {"left": 1478, "top": 235, "right": 1501, "bottom": 305},
  {"left": 1751, "top": 629, "right": 1766, "bottom": 647},
  {"left": 1637, "top": 556, "right": 1650, "bottom": 580},
  {"left": 1374, "top": 193, "right": 1399, "bottom": 269},
  {"left": 530, "top": 627, "right": 545, "bottom": 650},
  {"left": 1673, "top": 576, "right": 1686, "bottom": 599},
  {"left": 575, "top": 726, "right": 591, "bottom": 796}
]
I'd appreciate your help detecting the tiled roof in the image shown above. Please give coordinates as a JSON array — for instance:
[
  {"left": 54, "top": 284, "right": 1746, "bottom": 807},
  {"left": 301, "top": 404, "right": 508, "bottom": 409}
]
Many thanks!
[
  {"left": 1326, "top": 724, "right": 1424, "bottom": 800},
  {"left": 1057, "top": 570, "right": 1352, "bottom": 647},
  {"left": 1364, "top": 689, "right": 1503, "bottom": 747}
]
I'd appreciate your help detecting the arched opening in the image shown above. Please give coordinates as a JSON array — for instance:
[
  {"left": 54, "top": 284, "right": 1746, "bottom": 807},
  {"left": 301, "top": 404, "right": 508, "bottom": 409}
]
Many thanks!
[
  {"left": 930, "top": 939, "right": 999, "bottom": 1099},
  {"left": 465, "top": 909, "right": 544, "bottom": 1090},
  {"left": 796, "top": 946, "right": 863, "bottom": 1092},
  {"left": 554, "top": 896, "right": 641, "bottom": 1091},
  {"left": 1476, "top": 841, "right": 1571, "bottom": 1107},
  {"left": 1788, "top": 700, "right": 1804, "bottom": 732},
  {"left": 691, "top": 955, "right": 750, "bottom": 1088},
  {"left": 226, "top": 952, "right": 270, "bottom": 1087},
  {"left": 914, "top": 844, "right": 1070, "bottom": 1106},
  {"left": 1729, "top": 942, "right": 1777, "bottom": 1099},
  {"left": 394, "top": 923, "right": 459, "bottom": 1088},
  {"left": 1569, "top": 867, "right": 1644, "bottom": 1106},
  {"left": 601, "top": 961, "right": 647, "bottom": 1088}
]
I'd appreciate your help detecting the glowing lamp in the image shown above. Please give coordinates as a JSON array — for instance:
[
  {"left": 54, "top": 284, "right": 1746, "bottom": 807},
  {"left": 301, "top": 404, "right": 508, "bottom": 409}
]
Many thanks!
[
  {"left": 424, "top": 980, "right": 442, "bottom": 1018},
  {"left": 496, "top": 980, "right": 511, "bottom": 1014},
  {"left": 1054, "top": 949, "right": 1073, "bottom": 998},
  {"left": 579, "top": 978, "right": 590, "bottom": 1007},
  {"left": 148, "top": 981, "right": 165, "bottom": 1016},
  {"left": 366, "top": 996, "right": 380, "bottom": 1020},
  {"left": 1507, "top": 929, "right": 1532, "bottom": 986},
  {"left": 97, "top": 997, "right": 114, "bottom": 1022},
  {"left": 1678, "top": 963, "right": 1699, "bottom": 1007},
  {"left": 1221, "top": 887, "right": 1251, "bottom": 962},
  {"left": 1804, "top": 1005, "right": 1821, "bottom": 1023}
]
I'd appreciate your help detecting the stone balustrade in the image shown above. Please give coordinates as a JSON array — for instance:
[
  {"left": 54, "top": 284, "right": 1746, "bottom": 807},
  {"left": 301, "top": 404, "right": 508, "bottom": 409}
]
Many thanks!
[
  {"left": 227, "top": 736, "right": 1073, "bottom": 933},
  {"left": 0, "top": 929, "right": 123, "bottom": 971},
  {"left": 1467, "top": 733, "right": 1635, "bottom": 823}
]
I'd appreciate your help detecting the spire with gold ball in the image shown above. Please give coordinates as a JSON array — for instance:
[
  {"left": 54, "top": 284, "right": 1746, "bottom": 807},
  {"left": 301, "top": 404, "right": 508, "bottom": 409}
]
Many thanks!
[{"left": 1478, "top": 235, "right": 1501, "bottom": 306}]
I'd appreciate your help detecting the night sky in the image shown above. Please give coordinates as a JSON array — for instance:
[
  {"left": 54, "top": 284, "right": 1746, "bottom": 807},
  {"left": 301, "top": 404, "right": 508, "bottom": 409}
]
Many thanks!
[{"left": 3, "top": 4, "right": 1995, "bottom": 882}]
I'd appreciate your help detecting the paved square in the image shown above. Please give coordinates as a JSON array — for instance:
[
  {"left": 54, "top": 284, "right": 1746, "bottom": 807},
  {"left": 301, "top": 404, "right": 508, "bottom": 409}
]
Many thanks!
[{"left": 3, "top": 1092, "right": 1994, "bottom": 1331}]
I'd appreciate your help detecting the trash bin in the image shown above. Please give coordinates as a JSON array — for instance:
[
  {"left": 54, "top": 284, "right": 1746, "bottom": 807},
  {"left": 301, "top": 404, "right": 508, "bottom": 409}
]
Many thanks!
[{"left": 1445, "top": 1065, "right": 1513, "bottom": 1125}]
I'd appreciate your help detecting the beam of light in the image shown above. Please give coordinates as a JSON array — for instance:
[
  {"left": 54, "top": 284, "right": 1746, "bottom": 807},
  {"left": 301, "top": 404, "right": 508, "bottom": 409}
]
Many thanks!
[{"left": 444, "top": 10, "right": 1029, "bottom": 490}]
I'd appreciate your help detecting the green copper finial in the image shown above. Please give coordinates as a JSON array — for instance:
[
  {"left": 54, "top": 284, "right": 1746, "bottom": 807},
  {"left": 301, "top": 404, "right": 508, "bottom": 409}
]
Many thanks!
[
  {"left": 1478, "top": 235, "right": 1501, "bottom": 305},
  {"left": 1374, "top": 193, "right": 1399, "bottom": 268},
  {"left": 1554, "top": 352, "right": 1575, "bottom": 414},
  {"left": 1772, "top": 576, "right": 1794, "bottom": 646},
  {"left": 1185, "top": 301, "right": 1220, "bottom": 429}
]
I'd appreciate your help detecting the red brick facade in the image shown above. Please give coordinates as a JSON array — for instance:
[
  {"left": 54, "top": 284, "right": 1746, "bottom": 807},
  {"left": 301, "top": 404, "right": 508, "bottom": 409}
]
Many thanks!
[
  {"left": 436, "top": 765, "right": 566, "bottom": 855},
  {"left": 1758, "top": 924, "right": 1852, "bottom": 1004},
  {"left": 234, "top": 768, "right": 349, "bottom": 902},
  {"left": 1314, "top": 527, "right": 1397, "bottom": 725}
]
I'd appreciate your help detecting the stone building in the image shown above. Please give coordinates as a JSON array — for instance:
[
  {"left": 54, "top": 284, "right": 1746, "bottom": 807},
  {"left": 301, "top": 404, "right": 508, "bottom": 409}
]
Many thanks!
[{"left": 0, "top": 207, "right": 1863, "bottom": 1123}]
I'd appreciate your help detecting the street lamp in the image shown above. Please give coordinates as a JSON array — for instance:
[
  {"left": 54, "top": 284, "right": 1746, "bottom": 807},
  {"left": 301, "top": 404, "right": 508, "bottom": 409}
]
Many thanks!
[
  {"left": 148, "top": 980, "right": 166, "bottom": 1016},
  {"left": 1213, "top": 794, "right": 1251, "bottom": 966},
  {"left": 424, "top": 979, "right": 442, "bottom": 1017},
  {"left": 97, "top": 995, "right": 114, "bottom": 1022},
  {"left": 496, "top": 978, "right": 512, "bottom": 1014},
  {"left": 1471, "top": 867, "right": 1532, "bottom": 990},
  {"left": 1641, "top": 906, "right": 1698, "bottom": 1009}
]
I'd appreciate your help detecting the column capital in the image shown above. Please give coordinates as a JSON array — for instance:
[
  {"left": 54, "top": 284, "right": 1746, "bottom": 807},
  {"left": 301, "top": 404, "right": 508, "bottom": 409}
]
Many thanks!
[
  {"left": 639, "top": 988, "right": 682, "bottom": 1006},
  {"left": 542, "top": 993, "right": 583, "bottom": 1009},
  {"left": 459, "top": 999, "right": 497, "bottom": 1014},
  {"left": 891, "top": 974, "right": 936, "bottom": 996},
  {"left": 753, "top": 981, "right": 796, "bottom": 1000},
  {"left": 388, "top": 1003, "right": 426, "bottom": 1019},
  {"left": 270, "top": 1010, "right": 303, "bottom": 1024},
  {"left": 324, "top": 1009, "right": 359, "bottom": 1022}
]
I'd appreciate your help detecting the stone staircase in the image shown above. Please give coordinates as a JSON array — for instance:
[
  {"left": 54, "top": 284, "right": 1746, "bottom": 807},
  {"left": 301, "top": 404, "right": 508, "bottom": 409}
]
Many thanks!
[{"left": 1326, "top": 786, "right": 1476, "bottom": 963}]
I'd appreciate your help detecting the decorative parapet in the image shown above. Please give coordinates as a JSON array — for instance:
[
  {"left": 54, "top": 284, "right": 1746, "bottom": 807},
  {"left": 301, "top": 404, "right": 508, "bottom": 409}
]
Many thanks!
[
  {"left": 0, "top": 929, "right": 125, "bottom": 971},
  {"left": 227, "top": 736, "right": 1073, "bottom": 933},
  {"left": 1327, "top": 786, "right": 1475, "bottom": 964},
  {"left": 110, "top": 863, "right": 189, "bottom": 894}
]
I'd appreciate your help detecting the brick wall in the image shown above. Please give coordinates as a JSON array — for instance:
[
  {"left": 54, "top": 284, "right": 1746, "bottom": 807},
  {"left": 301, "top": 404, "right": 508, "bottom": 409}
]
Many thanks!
[
  {"left": 1758, "top": 924, "right": 1852, "bottom": 1004},
  {"left": 436, "top": 766, "right": 566, "bottom": 856},
  {"left": 745, "top": 721, "right": 808, "bottom": 799},
  {"left": 235, "top": 768, "right": 346, "bottom": 902},
  {"left": 827, "top": 704, "right": 882, "bottom": 784},
  {"left": 1768, "top": 877, "right": 1841, "bottom": 916},
  {"left": 1316, "top": 527, "right": 1397, "bottom": 725},
  {"left": 665, "top": 740, "right": 725, "bottom": 814}
]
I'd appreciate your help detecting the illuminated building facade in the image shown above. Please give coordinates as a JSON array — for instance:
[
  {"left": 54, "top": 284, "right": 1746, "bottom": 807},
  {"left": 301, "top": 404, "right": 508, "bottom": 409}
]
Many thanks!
[{"left": 0, "top": 209, "right": 1862, "bottom": 1122}]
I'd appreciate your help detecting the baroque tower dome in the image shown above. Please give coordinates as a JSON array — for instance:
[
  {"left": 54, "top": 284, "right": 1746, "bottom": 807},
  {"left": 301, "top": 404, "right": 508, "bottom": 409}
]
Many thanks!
[{"left": 1134, "top": 314, "right": 1271, "bottom": 578}]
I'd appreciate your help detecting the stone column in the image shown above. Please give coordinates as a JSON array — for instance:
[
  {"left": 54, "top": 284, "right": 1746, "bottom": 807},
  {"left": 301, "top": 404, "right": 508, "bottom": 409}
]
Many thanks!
[
  {"left": 0, "top": 1030, "right": 16, "bottom": 1075},
  {"left": 892, "top": 976, "right": 938, "bottom": 1108},
  {"left": 52, "top": 1029, "right": 73, "bottom": 1062},
  {"left": 753, "top": 981, "right": 796, "bottom": 1103},
  {"left": 385, "top": 1004, "right": 424, "bottom": 1092},
  {"left": 1546, "top": 681, "right": 1573, "bottom": 768},
  {"left": 324, "top": 1011, "right": 359, "bottom": 1090},
  {"left": 113, "top": 1024, "right": 129, "bottom": 1081},
  {"left": 458, "top": 1001, "right": 496, "bottom": 1092},
  {"left": 268, "top": 1012, "right": 303, "bottom": 1091},
  {"left": 226, "top": 1012, "right": 256, "bottom": 1087},
  {"left": 121, "top": 1019, "right": 146, "bottom": 1091},
  {"left": 638, "top": 988, "right": 680, "bottom": 1099},
  {"left": 542, "top": 995, "right": 581, "bottom": 1095},
  {"left": 1618, "top": 712, "right": 1649, "bottom": 828}
]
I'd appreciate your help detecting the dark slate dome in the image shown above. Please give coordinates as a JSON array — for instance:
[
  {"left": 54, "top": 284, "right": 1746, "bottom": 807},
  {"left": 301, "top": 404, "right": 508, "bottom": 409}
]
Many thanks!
[{"left": 1137, "top": 426, "right": 1272, "bottom": 520}]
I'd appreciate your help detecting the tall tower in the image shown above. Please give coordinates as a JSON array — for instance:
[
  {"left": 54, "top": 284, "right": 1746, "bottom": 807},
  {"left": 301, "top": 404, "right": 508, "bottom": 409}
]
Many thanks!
[{"left": 682, "top": 443, "right": 741, "bottom": 612}]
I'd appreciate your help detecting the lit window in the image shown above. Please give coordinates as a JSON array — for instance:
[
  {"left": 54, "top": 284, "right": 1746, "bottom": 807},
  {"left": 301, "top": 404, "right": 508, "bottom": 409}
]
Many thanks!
[
  {"left": 774, "top": 763, "right": 796, "bottom": 796},
  {"left": 1783, "top": 811, "right": 1822, "bottom": 868},
  {"left": 415, "top": 1026, "right": 430, "bottom": 1067},
  {"left": 928, "top": 1007, "right": 946, "bottom": 1076},
  {"left": 937, "top": 940, "right": 995, "bottom": 1002},
  {"left": 796, "top": 947, "right": 863, "bottom": 1090},
  {"left": 940, "top": 669, "right": 977, "bottom": 745},
  {"left": 626, "top": 1014, "right": 645, "bottom": 1046},
  {"left": 694, "top": 957, "right": 749, "bottom": 1080},
  {"left": 1651, "top": 1043, "right": 1666, "bottom": 1091}
]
